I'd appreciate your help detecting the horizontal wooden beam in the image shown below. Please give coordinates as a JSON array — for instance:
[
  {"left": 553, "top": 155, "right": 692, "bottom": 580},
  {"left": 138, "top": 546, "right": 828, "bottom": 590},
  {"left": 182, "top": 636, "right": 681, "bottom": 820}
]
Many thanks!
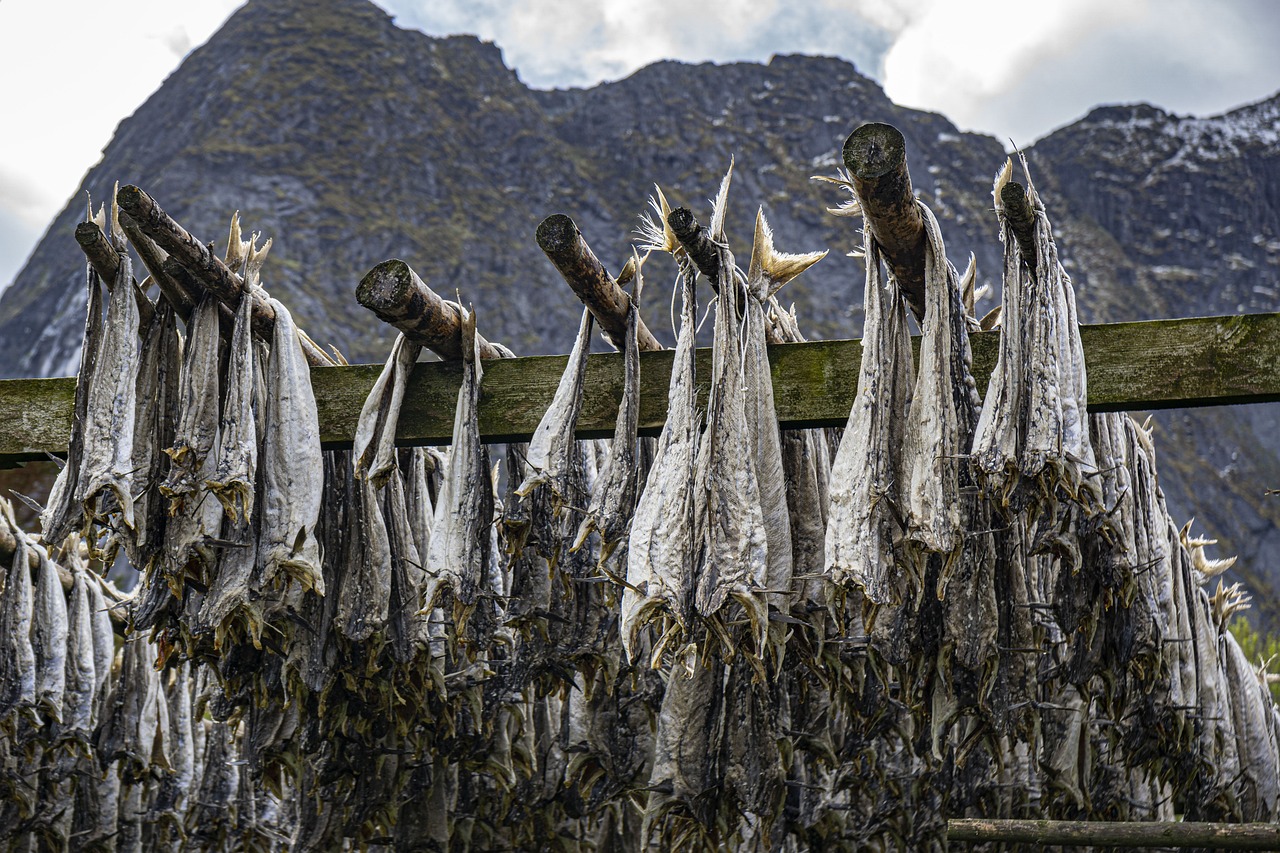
[
  {"left": 947, "top": 818, "right": 1280, "bottom": 849},
  {"left": 2, "top": 312, "right": 1279, "bottom": 460}
]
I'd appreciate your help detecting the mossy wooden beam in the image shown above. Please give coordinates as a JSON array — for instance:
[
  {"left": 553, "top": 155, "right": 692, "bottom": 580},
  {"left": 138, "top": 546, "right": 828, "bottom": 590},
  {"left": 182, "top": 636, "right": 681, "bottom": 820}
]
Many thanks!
[
  {"left": 3, "top": 312, "right": 1280, "bottom": 459},
  {"left": 947, "top": 818, "right": 1280, "bottom": 849},
  {"left": 535, "top": 214, "right": 663, "bottom": 353},
  {"left": 843, "top": 122, "right": 927, "bottom": 322}
]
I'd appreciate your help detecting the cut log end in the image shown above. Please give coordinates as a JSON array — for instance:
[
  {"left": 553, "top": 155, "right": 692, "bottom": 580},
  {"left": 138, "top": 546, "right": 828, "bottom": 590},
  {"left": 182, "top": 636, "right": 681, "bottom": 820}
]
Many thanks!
[
  {"left": 534, "top": 214, "right": 579, "bottom": 260},
  {"left": 356, "top": 258, "right": 418, "bottom": 312},
  {"left": 842, "top": 122, "right": 908, "bottom": 181}
]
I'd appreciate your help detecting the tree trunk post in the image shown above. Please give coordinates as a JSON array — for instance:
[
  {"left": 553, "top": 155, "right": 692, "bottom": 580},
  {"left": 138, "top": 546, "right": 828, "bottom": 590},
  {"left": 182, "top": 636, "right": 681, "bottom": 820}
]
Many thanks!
[
  {"left": 535, "top": 214, "right": 663, "bottom": 352},
  {"left": 842, "top": 122, "right": 926, "bottom": 322}
]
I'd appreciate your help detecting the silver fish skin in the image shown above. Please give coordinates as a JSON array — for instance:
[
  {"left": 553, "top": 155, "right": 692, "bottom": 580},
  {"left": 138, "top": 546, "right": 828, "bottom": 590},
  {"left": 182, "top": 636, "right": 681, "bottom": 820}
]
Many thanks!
[
  {"left": 386, "top": 468, "right": 429, "bottom": 660},
  {"left": 62, "top": 565, "right": 97, "bottom": 740},
  {"left": 518, "top": 306, "right": 594, "bottom": 501},
  {"left": 576, "top": 288, "right": 641, "bottom": 558},
  {"left": 30, "top": 544, "right": 68, "bottom": 723},
  {"left": 196, "top": 510, "right": 260, "bottom": 643},
  {"left": 825, "top": 229, "right": 914, "bottom": 604},
  {"left": 259, "top": 296, "right": 325, "bottom": 594},
  {"left": 0, "top": 505, "right": 36, "bottom": 719},
  {"left": 354, "top": 333, "right": 423, "bottom": 489},
  {"left": 695, "top": 245, "right": 769, "bottom": 651},
  {"left": 41, "top": 263, "right": 104, "bottom": 549},
  {"left": 904, "top": 202, "right": 980, "bottom": 557},
  {"left": 621, "top": 266, "right": 699, "bottom": 659},
  {"left": 1222, "top": 627, "right": 1280, "bottom": 820},
  {"left": 405, "top": 447, "right": 437, "bottom": 568},
  {"left": 338, "top": 472, "right": 393, "bottom": 641},
  {"left": 162, "top": 292, "right": 223, "bottom": 505},
  {"left": 81, "top": 249, "right": 142, "bottom": 531},
  {"left": 424, "top": 307, "right": 493, "bottom": 612},
  {"left": 207, "top": 250, "right": 263, "bottom": 524},
  {"left": 126, "top": 299, "right": 181, "bottom": 569},
  {"left": 84, "top": 560, "right": 117, "bottom": 705}
]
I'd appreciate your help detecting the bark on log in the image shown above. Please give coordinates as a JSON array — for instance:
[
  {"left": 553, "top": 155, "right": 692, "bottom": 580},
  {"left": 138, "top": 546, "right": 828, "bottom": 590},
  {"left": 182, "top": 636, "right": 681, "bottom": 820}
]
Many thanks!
[
  {"left": 356, "top": 259, "right": 512, "bottom": 361},
  {"left": 842, "top": 122, "right": 926, "bottom": 322},
  {"left": 119, "top": 212, "right": 203, "bottom": 323},
  {"left": 535, "top": 214, "right": 663, "bottom": 352},
  {"left": 115, "top": 185, "right": 332, "bottom": 366},
  {"left": 667, "top": 207, "right": 787, "bottom": 345},
  {"left": 73, "top": 221, "right": 156, "bottom": 328},
  {"left": 948, "top": 818, "right": 1280, "bottom": 850},
  {"left": 1001, "top": 181, "right": 1040, "bottom": 281},
  {"left": 667, "top": 207, "right": 722, "bottom": 282}
]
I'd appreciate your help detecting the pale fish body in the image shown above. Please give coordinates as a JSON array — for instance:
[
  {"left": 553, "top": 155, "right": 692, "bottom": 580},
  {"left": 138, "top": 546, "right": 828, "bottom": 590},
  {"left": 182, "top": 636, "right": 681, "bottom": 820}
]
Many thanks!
[
  {"left": 259, "top": 296, "right": 324, "bottom": 593},
  {"left": 423, "top": 307, "right": 492, "bottom": 614},
  {"left": 621, "top": 268, "right": 699, "bottom": 659},
  {"left": 126, "top": 299, "right": 180, "bottom": 569},
  {"left": 162, "top": 292, "right": 223, "bottom": 506},
  {"left": 1222, "top": 628, "right": 1280, "bottom": 820},
  {"left": 695, "top": 245, "right": 769, "bottom": 652},
  {"left": 41, "top": 263, "right": 104, "bottom": 549},
  {"left": 0, "top": 505, "right": 36, "bottom": 718},
  {"left": 825, "top": 230, "right": 914, "bottom": 605},
  {"left": 30, "top": 544, "right": 68, "bottom": 723},
  {"left": 337, "top": 468, "right": 392, "bottom": 641},
  {"left": 81, "top": 250, "right": 141, "bottom": 531},
  {"left": 904, "top": 203, "right": 980, "bottom": 557},
  {"left": 206, "top": 251, "right": 263, "bottom": 524},
  {"left": 62, "top": 566, "right": 97, "bottom": 739},
  {"left": 84, "top": 558, "right": 117, "bottom": 703},
  {"left": 518, "top": 306, "right": 593, "bottom": 502},
  {"left": 354, "top": 333, "right": 423, "bottom": 488}
]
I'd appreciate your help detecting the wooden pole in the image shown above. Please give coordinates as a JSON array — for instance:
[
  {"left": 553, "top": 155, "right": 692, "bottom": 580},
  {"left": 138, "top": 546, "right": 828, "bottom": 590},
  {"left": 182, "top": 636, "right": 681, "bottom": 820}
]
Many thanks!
[
  {"left": 1000, "top": 181, "right": 1040, "bottom": 281},
  {"left": 535, "top": 214, "right": 663, "bottom": 352},
  {"left": 73, "top": 221, "right": 156, "bottom": 328},
  {"left": 355, "top": 259, "right": 512, "bottom": 361},
  {"left": 948, "top": 818, "right": 1280, "bottom": 849},
  {"left": 118, "top": 212, "right": 206, "bottom": 324},
  {"left": 842, "top": 122, "right": 926, "bottom": 322},
  {"left": 115, "top": 185, "right": 332, "bottom": 366}
]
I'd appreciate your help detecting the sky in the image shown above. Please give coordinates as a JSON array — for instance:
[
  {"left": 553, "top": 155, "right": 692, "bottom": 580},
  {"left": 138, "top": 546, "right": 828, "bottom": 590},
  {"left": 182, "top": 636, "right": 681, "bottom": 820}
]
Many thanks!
[{"left": 1, "top": 0, "right": 1278, "bottom": 293}]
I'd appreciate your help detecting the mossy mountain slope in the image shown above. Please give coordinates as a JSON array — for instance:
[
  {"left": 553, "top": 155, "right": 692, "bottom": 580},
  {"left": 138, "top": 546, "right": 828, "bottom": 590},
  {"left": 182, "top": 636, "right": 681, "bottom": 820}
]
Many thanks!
[{"left": 1, "top": 0, "right": 1278, "bottom": 621}]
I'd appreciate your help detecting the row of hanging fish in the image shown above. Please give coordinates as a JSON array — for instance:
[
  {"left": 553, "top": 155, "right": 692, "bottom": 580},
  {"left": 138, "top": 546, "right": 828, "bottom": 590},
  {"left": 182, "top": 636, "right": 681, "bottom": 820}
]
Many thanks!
[{"left": 2, "top": 151, "right": 1279, "bottom": 852}]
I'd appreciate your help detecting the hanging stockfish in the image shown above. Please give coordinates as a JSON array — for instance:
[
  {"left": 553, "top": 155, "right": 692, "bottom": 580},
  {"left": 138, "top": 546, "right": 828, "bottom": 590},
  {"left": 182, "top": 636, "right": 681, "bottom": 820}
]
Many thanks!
[
  {"left": 258, "top": 296, "right": 324, "bottom": 593},
  {"left": 207, "top": 239, "right": 268, "bottom": 523},
  {"left": 693, "top": 169, "right": 770, "bottom": 654},
  {"left": 971, "top": 158, "right": 1096, "bottom": 505},
  {"left": 903, "top": 203, "right": 981, "bottom": 559},
  {"left": 744, "top": 209, "right": 824, "bottom": 616},
  {"left": 353, "top": 333, "right": 422, "bottom": 488},
  {"left": 423, "top": 307, "right": 494, "bottom": 620},
  {"left": 517, "top": 306, "right": 594, "bottom": 503},
  {"left": 161, "top": 292, "right": 225, "bottom": 573},
  {"left": 1221, "top": 613, "right": 1280, "bottom": 820},
  {"left": 337, "top": 459, "right": 393, "bottom": 642},
  {"left": 825, "top": 223, "right": 914, "bottom": 605},
  {"left": 41, "top": 212, "right": 105, "bottom": 548},
  {"left": 30, "top": 544, "right": 68, "bottom": 724},
  {"left": 95, "top": 633, "right": 170, "bottom": 777},
  {"left": 77, "top": 198, "right": 142, "bottom": 539},
  {"left": 125, "top": 295, "right": 181, "bottom": 571},
  {"left": 574, "top": 249, "right": 644, "bottom": 562},
  {"left": 386, "top": 468, "right": 429, "bottom": 661},
  {"left": 61, "top": 565, "right": 97, "bottom": 741},
  {"left": 0, "top": 503, "right": 36, "bottom": 722}
]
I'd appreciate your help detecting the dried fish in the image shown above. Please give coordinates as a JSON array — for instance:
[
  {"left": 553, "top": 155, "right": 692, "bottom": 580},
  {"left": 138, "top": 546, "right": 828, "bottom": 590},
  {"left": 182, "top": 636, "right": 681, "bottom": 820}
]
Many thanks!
[
  {"left": 126, "top": 297, "right": 180, "bottom": 570},
  {"left": 575, "top": 252, "right": 643, "bottom": 560},
  {"left": 80, "top": 211, "right": 142, "bottom": 534},
  {"left": 207, "top": 241, "right": 267, "bottom": 523},
  {"left": 354, "top": 333, "right": 423, "bottom": 488},
  {"left": 518, "top": 306, "right": 593, "bottom": 502},
  {"left": 1222, "top": 627, "right": 1280, "bottom": 820},
  {"left": 30, "top": 544, "right": 68, "bottom": 723},
  {"left": 423, "top": 307, "right": 493, "bottom": 616},
  {"left": 337, "top": 472, "right": 392, "bottom": 642},
  {"left": 825, "top": 225, "right": 914, "bottom": 604},
  {"left": 95, "top": 634, "right": 168, "bottom": 776},
  {"left": 621, "top": 262, "right": 699, "bottom": 659},
  {"left": 903, "top": 203, "right": 980, "bottom": 558},
  {"left": 0, "top": 505, "right": 36, "bottom": 720},
  {"left": 259, "top": 296, "right": 324, "bottom": 593},
  {"left": 61, "top": 565, "right": 97, "bottom": 741},
  {"left": 41, "top": 254, "right": 104, "bottom": 548}
]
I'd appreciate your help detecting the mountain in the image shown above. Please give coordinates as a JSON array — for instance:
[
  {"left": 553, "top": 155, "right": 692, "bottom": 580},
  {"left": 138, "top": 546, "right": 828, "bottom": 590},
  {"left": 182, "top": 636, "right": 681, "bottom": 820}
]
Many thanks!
[{"left": 2, "top": 0, "right": 1278, "bottom": 620}]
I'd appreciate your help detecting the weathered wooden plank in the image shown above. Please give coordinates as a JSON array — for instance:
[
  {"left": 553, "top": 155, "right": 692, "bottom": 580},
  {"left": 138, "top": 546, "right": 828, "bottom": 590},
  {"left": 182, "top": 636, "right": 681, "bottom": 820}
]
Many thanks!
[
  {"left": 3, "top": 312, "right": 1280, "bottom": 460},
  {"left": 947, "top": 818, "right": 1280, "bottom": 849}
]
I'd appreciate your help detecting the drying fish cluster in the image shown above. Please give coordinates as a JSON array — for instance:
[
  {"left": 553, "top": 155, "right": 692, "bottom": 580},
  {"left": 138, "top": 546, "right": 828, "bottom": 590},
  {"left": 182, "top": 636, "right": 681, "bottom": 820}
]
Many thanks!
[{"left": 2, "top": 150, "right": 1279, "bottom": 853}]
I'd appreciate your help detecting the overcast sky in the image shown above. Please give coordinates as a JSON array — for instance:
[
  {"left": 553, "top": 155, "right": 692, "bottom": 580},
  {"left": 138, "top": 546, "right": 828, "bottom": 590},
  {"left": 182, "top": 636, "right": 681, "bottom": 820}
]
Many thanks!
[{"left": 1, "top": 0, "right": 1277, "bottom": 292}]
